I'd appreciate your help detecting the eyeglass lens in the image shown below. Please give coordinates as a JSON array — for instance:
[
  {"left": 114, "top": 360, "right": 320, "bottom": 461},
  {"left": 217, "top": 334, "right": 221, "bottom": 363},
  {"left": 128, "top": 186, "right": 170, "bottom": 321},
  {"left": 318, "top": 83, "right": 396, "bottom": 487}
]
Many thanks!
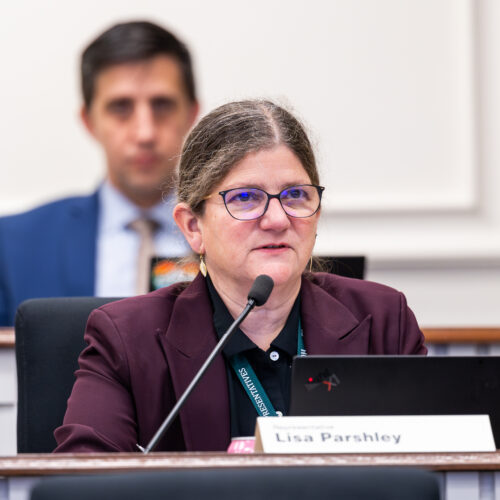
[{"left": 223, "top": 185, "right": 322, "bottom": 220}]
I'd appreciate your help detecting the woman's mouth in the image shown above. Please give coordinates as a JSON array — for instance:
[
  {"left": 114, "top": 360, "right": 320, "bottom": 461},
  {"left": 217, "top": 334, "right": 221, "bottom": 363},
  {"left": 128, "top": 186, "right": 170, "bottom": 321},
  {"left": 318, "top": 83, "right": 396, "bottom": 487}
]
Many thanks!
[{"left": 257, "top": 243, "right": 290, "bottom": 252}]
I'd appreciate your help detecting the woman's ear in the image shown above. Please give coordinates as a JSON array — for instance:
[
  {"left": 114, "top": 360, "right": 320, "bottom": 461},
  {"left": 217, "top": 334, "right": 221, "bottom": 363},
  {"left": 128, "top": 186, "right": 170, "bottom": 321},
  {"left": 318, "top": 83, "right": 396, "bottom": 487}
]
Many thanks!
[{"left": 173, "top": 203, "right": 204, "bottom": 254}]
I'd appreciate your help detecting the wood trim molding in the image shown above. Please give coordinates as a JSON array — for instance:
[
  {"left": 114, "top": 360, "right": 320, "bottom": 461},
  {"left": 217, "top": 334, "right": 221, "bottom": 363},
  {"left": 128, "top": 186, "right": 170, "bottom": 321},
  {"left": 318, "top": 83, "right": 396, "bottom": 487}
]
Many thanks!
[
  {"left": 422, "top": 327, "right": 500, "bottom": 344},
  {"left": 1, "top": 451, "right": 500, "bottom": 475},
  {"left": 0, "top": 328, "right": 14, "bottom": 347},
  {"left": 2, "top": 327, "right": 500, "bottom": 349}
]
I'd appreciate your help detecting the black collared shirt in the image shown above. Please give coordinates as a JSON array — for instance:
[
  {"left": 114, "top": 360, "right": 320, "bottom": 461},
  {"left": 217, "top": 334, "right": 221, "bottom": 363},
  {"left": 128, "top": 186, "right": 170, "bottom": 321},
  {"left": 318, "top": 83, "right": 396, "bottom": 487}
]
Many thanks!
[{"left": 206, "top": 276, "right": 300, "bottom": 437}]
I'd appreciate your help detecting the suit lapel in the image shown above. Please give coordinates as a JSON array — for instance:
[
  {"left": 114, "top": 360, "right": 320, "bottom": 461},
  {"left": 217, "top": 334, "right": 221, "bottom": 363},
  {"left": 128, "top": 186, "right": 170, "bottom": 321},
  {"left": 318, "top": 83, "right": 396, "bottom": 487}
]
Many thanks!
[
  {"left": 300, "top": 276, "right": 371, "bottom": 354},
  {"left": 61, "top": 192, "right": 98, "bottom": 295},
  {"left": 156, "top": 274, "right": 231, "bottom": 451}
]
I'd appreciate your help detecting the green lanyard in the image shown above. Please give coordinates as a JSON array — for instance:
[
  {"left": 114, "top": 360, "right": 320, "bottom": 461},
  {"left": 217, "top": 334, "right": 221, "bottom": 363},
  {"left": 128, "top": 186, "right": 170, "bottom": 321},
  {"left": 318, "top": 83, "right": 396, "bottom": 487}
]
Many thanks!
[{"left": 229, "top": 319, "right": 306, "bottom": 417}]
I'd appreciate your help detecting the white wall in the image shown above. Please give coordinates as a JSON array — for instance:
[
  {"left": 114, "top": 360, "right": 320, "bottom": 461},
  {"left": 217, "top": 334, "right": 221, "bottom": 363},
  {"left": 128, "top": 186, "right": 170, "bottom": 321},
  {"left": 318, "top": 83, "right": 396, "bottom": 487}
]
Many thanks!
[{"left": 1, "top": 0, "right": 499, "bottom": 327}]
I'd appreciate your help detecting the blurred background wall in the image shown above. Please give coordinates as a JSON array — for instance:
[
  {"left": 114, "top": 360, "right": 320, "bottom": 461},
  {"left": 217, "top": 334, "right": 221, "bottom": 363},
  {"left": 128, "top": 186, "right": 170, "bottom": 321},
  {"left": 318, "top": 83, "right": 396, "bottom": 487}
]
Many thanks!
[{"left": 1, "top": 0, "right": 499, "bottom": 327}]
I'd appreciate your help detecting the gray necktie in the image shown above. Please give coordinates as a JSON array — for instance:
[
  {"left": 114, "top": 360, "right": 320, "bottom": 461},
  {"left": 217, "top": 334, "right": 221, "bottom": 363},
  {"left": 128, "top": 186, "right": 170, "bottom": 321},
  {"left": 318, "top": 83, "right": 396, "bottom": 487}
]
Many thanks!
[{"left": 128, "top": 218, "right": 160, "bottom": 295}]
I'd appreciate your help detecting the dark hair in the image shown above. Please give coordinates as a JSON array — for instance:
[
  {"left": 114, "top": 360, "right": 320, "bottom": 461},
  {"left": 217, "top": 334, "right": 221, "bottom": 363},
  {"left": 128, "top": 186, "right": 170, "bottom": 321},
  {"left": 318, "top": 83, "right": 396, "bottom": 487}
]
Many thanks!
[
  {"left": 81, "top": 21, "right": 196, "bottom": 108},
  {"left": 177, "top": 100, "right": 319, "bottom": 214}
]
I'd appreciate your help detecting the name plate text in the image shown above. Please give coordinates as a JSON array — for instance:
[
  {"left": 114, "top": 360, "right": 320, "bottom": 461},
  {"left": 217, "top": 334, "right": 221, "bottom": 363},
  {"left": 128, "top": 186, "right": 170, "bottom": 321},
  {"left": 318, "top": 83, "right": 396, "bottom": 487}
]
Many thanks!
[{"left": 254, "top": 415, "right": 495, "bottom": 453}]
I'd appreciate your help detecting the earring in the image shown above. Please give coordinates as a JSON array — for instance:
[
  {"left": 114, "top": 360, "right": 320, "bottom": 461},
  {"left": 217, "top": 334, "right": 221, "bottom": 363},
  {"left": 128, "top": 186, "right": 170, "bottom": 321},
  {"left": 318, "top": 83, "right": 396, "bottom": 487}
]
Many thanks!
[
  {"left": 199, "top": 254, "right": 207, "bottom": 277},
  {"left": 309, "top": 256, "right": 313, "bottom": 273}
]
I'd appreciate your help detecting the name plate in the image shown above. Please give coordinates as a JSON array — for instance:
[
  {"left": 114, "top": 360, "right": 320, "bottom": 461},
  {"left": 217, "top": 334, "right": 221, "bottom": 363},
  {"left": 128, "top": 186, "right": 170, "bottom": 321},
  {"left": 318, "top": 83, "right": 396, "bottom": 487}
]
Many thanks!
[{"left": 254, "top": 415, "right": 495, "bottom": 453}]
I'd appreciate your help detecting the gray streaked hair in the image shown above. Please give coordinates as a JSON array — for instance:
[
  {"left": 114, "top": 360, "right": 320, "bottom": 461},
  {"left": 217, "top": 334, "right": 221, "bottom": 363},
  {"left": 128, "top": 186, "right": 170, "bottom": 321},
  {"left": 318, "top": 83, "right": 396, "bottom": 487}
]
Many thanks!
[{"left": 176, "top": 100, "right": 319, "bottom": 214}]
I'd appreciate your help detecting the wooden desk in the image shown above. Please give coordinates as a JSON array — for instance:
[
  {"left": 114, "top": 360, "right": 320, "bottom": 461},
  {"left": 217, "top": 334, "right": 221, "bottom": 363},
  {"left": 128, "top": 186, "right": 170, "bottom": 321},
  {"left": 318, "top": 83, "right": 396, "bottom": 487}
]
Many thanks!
[
  {"left": 423, "top": 328, "right": 500, "bottom": 344},
  {"left": 3, "top": 327, "right": 500, "bottom": 348},
  {"left": 2, "top": 327, "right": 500, "bottom": 487},
  {"left": 0, "top": 327, "right": 14, "bottom": 347},
  {"left": 1, "top": 451, "right": 500, "bottom": 473},
  {"left": 0, "top": 452, "right": 499, "bottom": 500}
]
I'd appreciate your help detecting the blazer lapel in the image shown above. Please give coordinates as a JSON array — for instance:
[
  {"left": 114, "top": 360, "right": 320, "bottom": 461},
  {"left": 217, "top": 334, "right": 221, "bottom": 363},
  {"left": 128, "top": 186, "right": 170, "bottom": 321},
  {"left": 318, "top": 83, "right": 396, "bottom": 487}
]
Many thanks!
[
  {"left": 300, "top": 276, "right": 371, "bottom": 354},
  {"left": 156, "top": 274, "right": 231, "bottom": 451},
  {"left": 61, "top": 192, "right": 98, "bottom": 295}
]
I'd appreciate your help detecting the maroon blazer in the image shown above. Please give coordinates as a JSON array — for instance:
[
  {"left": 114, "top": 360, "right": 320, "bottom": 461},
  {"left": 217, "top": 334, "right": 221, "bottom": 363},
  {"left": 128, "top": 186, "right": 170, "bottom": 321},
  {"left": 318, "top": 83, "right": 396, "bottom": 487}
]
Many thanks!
[{"left": 54, "top": 272, "right": 426, "bottom": 453}]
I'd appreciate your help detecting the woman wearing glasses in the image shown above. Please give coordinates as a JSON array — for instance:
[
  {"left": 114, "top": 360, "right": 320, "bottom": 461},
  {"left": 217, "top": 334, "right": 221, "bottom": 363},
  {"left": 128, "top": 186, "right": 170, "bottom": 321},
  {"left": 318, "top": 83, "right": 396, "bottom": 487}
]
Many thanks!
[{"left": 55, "top": 100, "right": 426, "bottom": 453}]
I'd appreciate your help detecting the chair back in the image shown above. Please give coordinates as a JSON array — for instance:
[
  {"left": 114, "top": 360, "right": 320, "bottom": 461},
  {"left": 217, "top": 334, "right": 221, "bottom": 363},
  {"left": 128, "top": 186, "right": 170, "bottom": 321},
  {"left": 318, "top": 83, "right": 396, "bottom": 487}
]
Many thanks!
[
  {"left": 15, "top": 297, "right": 119, "bottom": 453},
  {"left": 30, "top": 467, "right": 440, "bottom": 500},
  {"left": 313, "top": 256, "right": 366, "bottom": 279}
]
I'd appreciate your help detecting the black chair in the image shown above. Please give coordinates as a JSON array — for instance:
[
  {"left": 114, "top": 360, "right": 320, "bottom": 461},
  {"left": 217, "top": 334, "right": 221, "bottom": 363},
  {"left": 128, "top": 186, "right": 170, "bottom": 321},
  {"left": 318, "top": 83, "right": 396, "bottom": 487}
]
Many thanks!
[
  {"left": 30, "top": 467, "right": 440, "bottom": 500},
  {"left": 313, "top": 256, "right": 366, "bottom": 280},
  {"left": 15, "top": 297, "right": 120, "bottom": 453}
]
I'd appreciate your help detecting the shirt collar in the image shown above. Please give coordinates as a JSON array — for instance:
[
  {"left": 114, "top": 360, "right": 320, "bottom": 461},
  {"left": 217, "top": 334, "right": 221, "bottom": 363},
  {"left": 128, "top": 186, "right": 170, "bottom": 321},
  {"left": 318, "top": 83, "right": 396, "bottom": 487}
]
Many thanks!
[
  {"left": 205, "top": 274, "right": 300, "bottom": 358},
  {"left": 98, "top": 180, "right": 179, "bottom": 232}
]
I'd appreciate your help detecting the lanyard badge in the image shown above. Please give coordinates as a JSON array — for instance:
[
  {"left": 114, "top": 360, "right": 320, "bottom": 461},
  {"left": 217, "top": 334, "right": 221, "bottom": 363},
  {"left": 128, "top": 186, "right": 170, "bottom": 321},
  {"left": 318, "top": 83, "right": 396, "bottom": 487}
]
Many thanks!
[{"left": 230, "top": 319, "right": 306, "bottom": 417}]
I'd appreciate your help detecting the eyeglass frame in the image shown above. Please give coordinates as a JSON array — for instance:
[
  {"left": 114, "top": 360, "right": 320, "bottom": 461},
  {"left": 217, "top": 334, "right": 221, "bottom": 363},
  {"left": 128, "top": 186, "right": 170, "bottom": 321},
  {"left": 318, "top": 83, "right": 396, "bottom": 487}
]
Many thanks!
[{"left": 214, "top": 184, "right": 325, "bottom": 221}]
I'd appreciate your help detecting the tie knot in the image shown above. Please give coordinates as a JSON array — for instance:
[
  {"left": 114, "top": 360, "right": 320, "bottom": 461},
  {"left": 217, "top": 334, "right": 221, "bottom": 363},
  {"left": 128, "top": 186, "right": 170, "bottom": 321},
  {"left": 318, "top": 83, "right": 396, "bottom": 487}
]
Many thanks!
[{"left": 128, "top": 218, "right": 160, "bottom": 236}]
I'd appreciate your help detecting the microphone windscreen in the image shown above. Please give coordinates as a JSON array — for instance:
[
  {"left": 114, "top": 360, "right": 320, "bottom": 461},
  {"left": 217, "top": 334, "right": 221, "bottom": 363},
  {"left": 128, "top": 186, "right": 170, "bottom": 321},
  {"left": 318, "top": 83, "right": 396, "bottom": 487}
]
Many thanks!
[{"left": 247, "top": 275, "right": 274, "bottom": 306}]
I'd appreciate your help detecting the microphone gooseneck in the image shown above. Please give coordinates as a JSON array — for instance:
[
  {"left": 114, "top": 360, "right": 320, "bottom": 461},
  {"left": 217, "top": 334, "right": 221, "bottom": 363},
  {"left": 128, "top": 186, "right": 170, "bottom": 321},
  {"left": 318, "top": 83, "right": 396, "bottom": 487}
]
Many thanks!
[{"left": 137, "top": 274, "right": 274, "bottom": 453}]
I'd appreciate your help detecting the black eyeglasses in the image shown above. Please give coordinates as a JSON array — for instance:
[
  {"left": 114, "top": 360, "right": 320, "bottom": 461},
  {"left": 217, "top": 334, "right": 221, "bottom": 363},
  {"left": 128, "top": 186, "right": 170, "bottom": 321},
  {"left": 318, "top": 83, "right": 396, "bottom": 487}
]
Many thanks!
[{"left": 218, "top": 184, "right": 325, "bottom": 221}]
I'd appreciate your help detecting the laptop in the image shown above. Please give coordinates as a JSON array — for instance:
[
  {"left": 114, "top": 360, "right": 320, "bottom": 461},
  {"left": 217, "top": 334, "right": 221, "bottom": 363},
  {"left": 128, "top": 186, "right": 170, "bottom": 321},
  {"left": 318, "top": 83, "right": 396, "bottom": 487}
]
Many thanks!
[
  {"left": 148, "top": 255, "right": 366, "bottom": 291},
  {"left": 289, "top": 355, "right": 500, "bottom": 447}
]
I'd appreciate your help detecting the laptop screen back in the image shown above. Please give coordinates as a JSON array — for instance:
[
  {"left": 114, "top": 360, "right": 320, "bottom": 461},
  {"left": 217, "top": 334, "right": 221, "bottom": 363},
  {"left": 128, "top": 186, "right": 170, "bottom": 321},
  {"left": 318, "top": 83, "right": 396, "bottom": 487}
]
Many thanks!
[{"left": 289, "top": 355, "right": 500, "bottom": 447}]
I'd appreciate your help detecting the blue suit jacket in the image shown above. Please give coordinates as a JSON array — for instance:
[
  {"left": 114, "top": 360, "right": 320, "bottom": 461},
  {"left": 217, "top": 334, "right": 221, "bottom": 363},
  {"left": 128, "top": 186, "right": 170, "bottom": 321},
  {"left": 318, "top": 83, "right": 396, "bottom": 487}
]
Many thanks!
[{"left": 0, "top": 192, "right": 99, "bottom": 326}]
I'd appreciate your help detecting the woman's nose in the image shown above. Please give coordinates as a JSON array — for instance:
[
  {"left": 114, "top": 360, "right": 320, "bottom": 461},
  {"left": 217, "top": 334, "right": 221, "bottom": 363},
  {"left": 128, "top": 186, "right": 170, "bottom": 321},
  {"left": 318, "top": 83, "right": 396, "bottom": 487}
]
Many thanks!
[{"left": 259, "top": 198, "right": 291, "bottom": 230}]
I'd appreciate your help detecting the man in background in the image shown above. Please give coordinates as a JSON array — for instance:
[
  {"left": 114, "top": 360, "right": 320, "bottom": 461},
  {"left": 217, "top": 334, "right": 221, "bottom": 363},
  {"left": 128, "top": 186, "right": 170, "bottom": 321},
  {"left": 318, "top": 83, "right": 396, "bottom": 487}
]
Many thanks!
[{"left": 0, "top": 21, "right": 199, "bottom": 325}]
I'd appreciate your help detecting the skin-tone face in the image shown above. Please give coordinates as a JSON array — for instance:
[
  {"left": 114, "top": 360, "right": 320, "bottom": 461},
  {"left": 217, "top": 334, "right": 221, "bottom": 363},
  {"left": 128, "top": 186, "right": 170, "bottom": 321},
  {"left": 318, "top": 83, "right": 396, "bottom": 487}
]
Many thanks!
[
  {"left": 174, "top": 145, "right": 320, "bottom": 306},
  {"left": 81, "top": 55, "right": 198, "bottom": 208}
]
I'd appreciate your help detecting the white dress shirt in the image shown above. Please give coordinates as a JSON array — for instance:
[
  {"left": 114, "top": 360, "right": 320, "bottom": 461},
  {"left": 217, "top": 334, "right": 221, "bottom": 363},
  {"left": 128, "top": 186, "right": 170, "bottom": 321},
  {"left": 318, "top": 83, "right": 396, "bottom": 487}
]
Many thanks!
[{"left": 95, "top": 181, "right": 191, "bottom": 297}]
